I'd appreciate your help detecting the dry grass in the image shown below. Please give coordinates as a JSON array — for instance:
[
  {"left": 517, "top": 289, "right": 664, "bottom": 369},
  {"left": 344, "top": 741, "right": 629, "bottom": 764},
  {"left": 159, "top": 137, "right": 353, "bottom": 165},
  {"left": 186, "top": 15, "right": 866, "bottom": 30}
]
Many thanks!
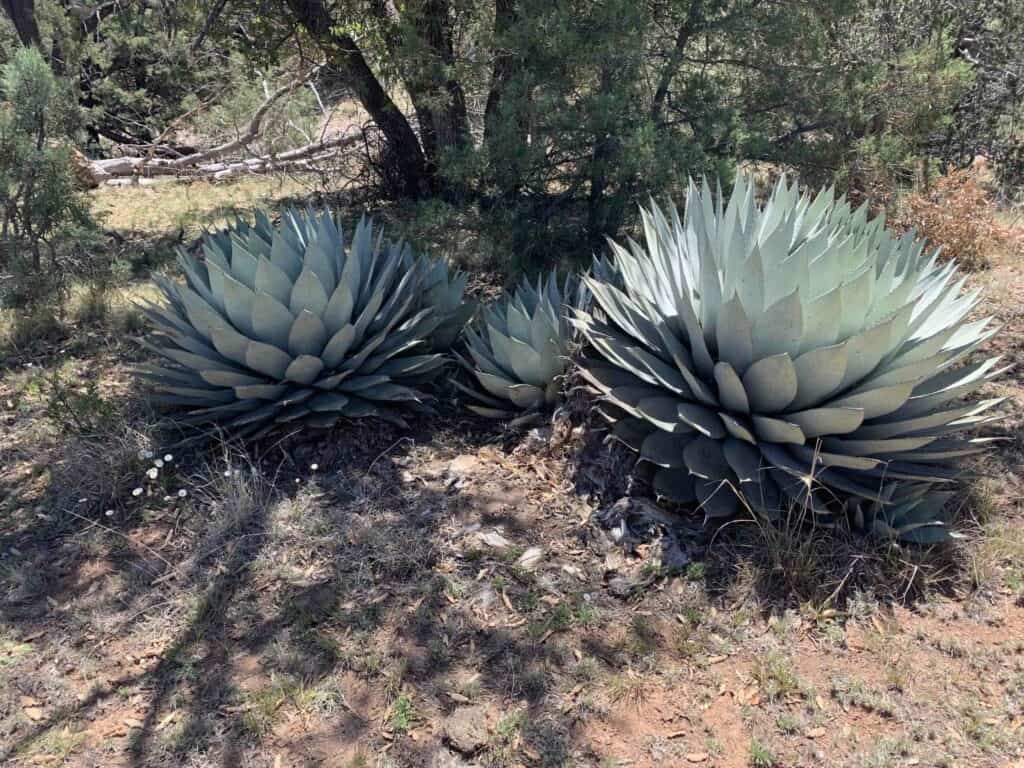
[
  {"left": 91, "top": 176, "right": 308, "bottom": 237},
  {"left": 893, "top": 166, "right": 1020, "bottom": 269}
]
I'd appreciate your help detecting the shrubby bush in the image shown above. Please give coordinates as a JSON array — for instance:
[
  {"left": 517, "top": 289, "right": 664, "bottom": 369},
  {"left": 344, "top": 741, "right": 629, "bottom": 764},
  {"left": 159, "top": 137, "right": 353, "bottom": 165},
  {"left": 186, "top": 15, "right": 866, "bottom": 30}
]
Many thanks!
[
  {"left": 0, "top": 46, "right": 99, "bottom": 315},
  {"left": 894, "top": 165, "right": 1019, "bottom": 270}
]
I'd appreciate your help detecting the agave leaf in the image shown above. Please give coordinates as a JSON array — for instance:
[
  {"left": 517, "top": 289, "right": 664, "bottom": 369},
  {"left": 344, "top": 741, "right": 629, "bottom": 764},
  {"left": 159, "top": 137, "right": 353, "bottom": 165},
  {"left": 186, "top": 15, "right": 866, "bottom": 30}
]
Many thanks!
[
  {"left": 696, "top": 481, "right": 739, "bottom": 520},
  {"left": 853, "top": 398, "right": 1005, "bottom": 440},
  {"left": 229, "top": 235, "right": 259, "bottom": 289},
  {"left": 720, "top": 413, "right": 757, "bottom": 443},
  {"left": 640, "top": 431, "right": 691, "bottom": 467},
  {"left": 235, "top": 384, "right": 289, "bottom": 400},
  {"left": 289, "top": 268, "right": 330, "bottom": 317},
  {"left": 820, "top": 435, "right": 939, "bottom": 457},
  {"left": 784, "top": 407, "right": 863, "bottom": 438},
  {"left": 751, "top": 416, "right": 805, "bottom": 445},
  {"left": 742, "top": 354, "right": 797, "bottom": 413},
  {"left": 244, "top": 341, "right": 292, "bottom": 379},
  {"left": 251, "top": 291, "right": 295, "bottom": 351},
  {"left": 653, "top": 468, "right": 696, "bottom": 502},
  {"left": 790, "top": 343, "right": 848, "bottom": 410},
  {"left": 752, "top": 288, "right": 802, "bottom": 359},
  {"left": 288, "top": 310, "right": 328, "bottom": 357},
  {"left": 611, "top": 418, "right": 656, "bottom": 451},
  {"left": 283, "top": 355, "right": 324, "bottom": 385},
  {"left": 254, "top": 257, "right": 294, "bottom": 306},
  {"left": 713, "top": 361, "right": 749, "bottom": 413},
  {"left": 508, "top": 383, "right": 545, "bottom": 409},
  {"left": 716, "top": 295, "right": 754, "bottom": 373}
]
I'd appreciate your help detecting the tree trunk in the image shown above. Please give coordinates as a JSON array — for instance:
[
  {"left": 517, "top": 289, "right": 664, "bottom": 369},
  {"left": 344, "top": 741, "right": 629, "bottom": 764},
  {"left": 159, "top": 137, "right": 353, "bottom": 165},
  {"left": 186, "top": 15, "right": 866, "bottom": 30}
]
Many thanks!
[
  {"left": 650, "top": 1, "right": 704, "bottom": 125},
  {"left": 484, "top": 0, "right": 530, "bottom": 198},
  {"left": 413, "top": 0, "right": 470, "bottom": 156},
  {"left": 2, "top": 0, "right": 41, "bottom": 46},
  {"left": 284, "top": 0, "right": 431, "bottom": 199},
  {"left": 370, "top": 0, "right": 471, "bottom": 198}
]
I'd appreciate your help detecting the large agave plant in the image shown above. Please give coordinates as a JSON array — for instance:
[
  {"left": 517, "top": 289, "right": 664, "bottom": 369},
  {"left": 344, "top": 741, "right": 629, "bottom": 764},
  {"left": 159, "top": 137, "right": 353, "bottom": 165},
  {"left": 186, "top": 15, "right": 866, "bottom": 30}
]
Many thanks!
[
  {"left": 573, "top": 176, "right": 1005, "bottom": 543},
  {"left": 138, "top": 209, "right": 471, "bottom": 438},
  {"left": 454, "top": 271, "right": 577, "bottom": 425}
]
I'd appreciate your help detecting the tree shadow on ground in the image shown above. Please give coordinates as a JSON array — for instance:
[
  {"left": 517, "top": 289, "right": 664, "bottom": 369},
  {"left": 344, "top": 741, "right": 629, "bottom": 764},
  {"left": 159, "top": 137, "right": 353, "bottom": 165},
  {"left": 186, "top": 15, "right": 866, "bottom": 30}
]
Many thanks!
[{"left": 1, "top": 407, "right": 590, "bottom": 766}]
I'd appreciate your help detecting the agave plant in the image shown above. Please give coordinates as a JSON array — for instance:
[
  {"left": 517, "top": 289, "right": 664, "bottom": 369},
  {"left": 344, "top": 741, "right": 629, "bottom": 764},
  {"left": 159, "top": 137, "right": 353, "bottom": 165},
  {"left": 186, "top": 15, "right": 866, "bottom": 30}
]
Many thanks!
[
  {"left": 573, "top": 176, "right": 1005, "bottom": 543},
  {"left": 454, "top": 271, "right": 583, "bottom": 425},
  {"left": 137, "top": 208, "right": 471, "bottom": 438}
]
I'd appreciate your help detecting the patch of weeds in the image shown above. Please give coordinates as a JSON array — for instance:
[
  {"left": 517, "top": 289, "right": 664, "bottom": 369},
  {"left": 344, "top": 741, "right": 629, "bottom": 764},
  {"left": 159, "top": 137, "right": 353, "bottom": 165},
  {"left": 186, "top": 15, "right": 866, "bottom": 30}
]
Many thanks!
[
  {"left": 486, "top": 709, "right": 526, "bottom": 765},
  {"left": 627, "top": 615, "right": 660, "bottom": 656},
  {"left": 704, "top": 735, "right": 724, "bottom": 757},
  {"left": 528, "top": 602, "right": 573, "bottom": 638},
  {"left": 500, "top": 544, "right": 525, "bottom": 565},
  {"left": 428, "top": 636, "right": 449, "bottom": 664},
  {"left": 453, "top": 675, "right": 482, "bottom": 700},
  {"left": 775, "top": 712, "right": 803, "bottom": 735},
  {"left": 383, "top": 658, "right": 409, "bottom": 704},
  {"left": 852, "top": 737, "right": 915, "bottom": 768},
  {"left": 241, "top": 678, "right": 295, "bottom": 736},
  {"left": 517, "top": 588, "right": 540, "bottom": 613},
  {"left": 749, "top": 738, "right": 778, "bottom": 767},
  {"left": 607, "top": 672, "right": 646, "bottom": 708},
  {"left": 846, "top": 590, "right": 880, "bottom": 621},
  {"left": 830, "top": 676, "right": 897, "bottom": 718},
  {"left": 686, "top": 561, "right": 706, "bottom": 581},
  {"left": 171, "top": 653, "right": 203, "bottom": 684},
  {"left": 573, "top": 656, "right": 600, "bottom": 683},
  {"left": 34, "top": 368, "right": 117, "bottom": 435},
  {"left": 295, "top": 678, "right": 342, "bottom": 715},
  {"left": 0, "top": 636, "right": 33, "bottom": 667},
  {"left": 931, "top": 636, "right": 968, "bottom": 659},
  {"left": 751, "top": 651, "right": 801, "bottom": 703},
  {"left": 547, "top": 603, "right": 574, "bottom": 632},
  {"left": 520, "top": 668, "right": 549, "bottom": 701},
  {"left": 390, "top": 694, "right": 414, "bottom": 734},
  {"left": 495, "top": 709, "right": 525, "bottom": 742},
  {"left": 883, "top": 658, "right": 908, "bottom": 692},
  {"left": 960, "top": 700, "right": 1010, "bottom": 752},
  {"left": 16, "top": 728, "right": 85, "bottom": 761},
  {"left": 522, "top": 719, "right": 569, "bottom": 767},
  {"left": 350, "top": 649, "right": 384, "bottom": 677},
  {"left": 574, "top": 601, "right": 600, "bottom": 627}
]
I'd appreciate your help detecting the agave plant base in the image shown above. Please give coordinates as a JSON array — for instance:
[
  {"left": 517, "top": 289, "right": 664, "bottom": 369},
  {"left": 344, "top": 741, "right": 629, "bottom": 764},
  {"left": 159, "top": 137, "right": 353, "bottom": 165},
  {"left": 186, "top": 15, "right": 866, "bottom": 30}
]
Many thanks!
[
  {"left": 138, "top": 209, "right": 471, "bottom": 440},
  {"left": 574, "top": 176, "right": 1004, "bottom": 544}
]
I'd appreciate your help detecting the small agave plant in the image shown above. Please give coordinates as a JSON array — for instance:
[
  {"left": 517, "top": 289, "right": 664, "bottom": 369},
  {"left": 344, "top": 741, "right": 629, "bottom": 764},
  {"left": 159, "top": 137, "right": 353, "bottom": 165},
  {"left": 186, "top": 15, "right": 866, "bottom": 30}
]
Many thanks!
[
  {"left": 137, "top": 208, "right": 471, "bottom": 439},
  {"left": 573, "top": 175, "right": 1005, "bottom": 543},
  {"left": 454, "top": 271, "right": 582, "bottom": 426}
]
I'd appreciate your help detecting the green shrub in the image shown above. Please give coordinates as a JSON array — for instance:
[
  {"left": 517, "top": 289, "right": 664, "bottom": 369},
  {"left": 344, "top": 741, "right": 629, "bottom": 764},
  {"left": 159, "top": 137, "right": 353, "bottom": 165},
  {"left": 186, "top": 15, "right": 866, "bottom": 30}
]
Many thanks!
[{"left": 0, "top": 46, "right": 97, "bottom": 311}]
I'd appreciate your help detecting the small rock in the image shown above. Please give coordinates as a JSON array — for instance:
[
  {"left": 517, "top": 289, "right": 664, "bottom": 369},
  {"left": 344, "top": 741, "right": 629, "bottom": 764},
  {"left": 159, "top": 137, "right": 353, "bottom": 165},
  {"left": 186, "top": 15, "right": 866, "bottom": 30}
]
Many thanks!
[
  {"left": 430, "top": 749, "right": 476, "bottom": 768},
  {"left": 515, "top": 546, "right": 544, "bottom": 570},
  {"left": 685, "top": 753, "right": 709, "bottom": 763},
  {"left": 478, "top": 530, "right": 511, "bottom": 549},
  {"left": 448, "top": 455, "right": 480, "bottom": 477},
  {"left": 23, "top": 707, "right": 44, "bottom": 721},
  {"left": 806, "top": 726, "right": 827, "bottom": 739},
  {"left": 444, "top": 704, "right": 489, "bottom": 755},
  {"left": 561, "top": 564, "right": 585, "bottom": 581}
]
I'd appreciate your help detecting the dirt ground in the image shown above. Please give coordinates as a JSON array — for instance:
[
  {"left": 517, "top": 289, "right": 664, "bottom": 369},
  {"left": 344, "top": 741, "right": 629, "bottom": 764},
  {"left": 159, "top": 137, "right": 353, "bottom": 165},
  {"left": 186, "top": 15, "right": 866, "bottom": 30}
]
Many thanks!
[{"left": 1, "top": 184, "right": 1023, "bottom": 768}]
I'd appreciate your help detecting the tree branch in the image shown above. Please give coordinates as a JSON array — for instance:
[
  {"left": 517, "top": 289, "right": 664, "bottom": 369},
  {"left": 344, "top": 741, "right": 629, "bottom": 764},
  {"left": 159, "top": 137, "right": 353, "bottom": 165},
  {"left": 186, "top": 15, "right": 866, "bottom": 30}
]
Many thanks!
[{"left": 650, "top": 0, "right": 704, "bottom": 124}]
